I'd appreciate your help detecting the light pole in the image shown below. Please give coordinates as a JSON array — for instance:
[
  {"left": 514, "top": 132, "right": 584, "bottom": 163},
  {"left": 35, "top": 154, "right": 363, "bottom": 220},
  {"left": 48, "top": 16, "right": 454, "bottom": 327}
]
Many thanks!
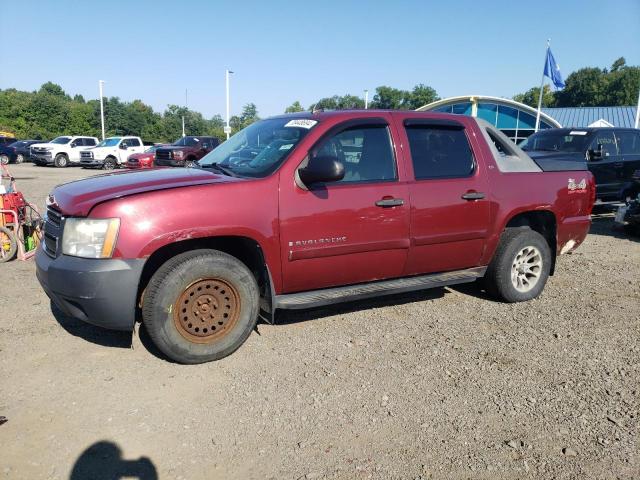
[
  {"left": 98, "top": 80, "right": 106, "bottom": 140},
  {"left": 182, "top": 88, "right": 188, "bottom": 137},
  {"left": 225, "top": 69, "right": 234, "bottom": 140},
  {"left": 364, "top": 89, "right": 369, "bottom": 109}
]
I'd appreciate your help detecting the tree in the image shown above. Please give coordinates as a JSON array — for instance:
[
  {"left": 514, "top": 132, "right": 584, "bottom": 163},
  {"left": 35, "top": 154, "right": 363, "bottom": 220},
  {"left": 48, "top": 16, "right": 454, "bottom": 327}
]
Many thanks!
[
  {"left": 39, "top": 82, "right": 67, "bottom": 98},
  {"left": 370, "top": 86, "right": 410, "bottom": 109},
  {"left": 407, "top": 84, "right": 439, "bottom": 110},
  {"left": 285, "top": 101, "right": 304, "bottom": 113},
  {"left": 611, "top": 57, "right": 626, "bottom": 72},
  {"left": 605, "top": 62, "right": 640, "bottom": 106},
  {"left": 513, "top": 84, "right": 556, "bottom": 108}
]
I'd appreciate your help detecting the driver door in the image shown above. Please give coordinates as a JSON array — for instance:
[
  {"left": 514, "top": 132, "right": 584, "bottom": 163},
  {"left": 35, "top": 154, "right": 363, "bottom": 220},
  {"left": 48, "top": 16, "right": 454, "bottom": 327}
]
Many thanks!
[
  {"left": 278, "top": 117, "right": 410, "bottom": 293},
  {"left": 588, "top": 130, "right": 623, "bottom": 199}
]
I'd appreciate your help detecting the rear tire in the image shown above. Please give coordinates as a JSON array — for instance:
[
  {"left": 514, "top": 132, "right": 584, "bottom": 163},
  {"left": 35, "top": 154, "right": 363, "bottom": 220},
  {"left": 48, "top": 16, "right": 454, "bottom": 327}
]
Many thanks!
[
  {"left": 54, "top": 153, "right": 68, "bottom": 168},
  {"left": 142, "top": 249, "right": 259, "bottom": 364},
  {"left": 0, "top": 155, "right": 9, "bottom": 165},
  {"left": 483, "top": 228, "right": 551, "bottom": 303},
  {"left": 0, "top": 226, "right": 17, "bottom": 263}
]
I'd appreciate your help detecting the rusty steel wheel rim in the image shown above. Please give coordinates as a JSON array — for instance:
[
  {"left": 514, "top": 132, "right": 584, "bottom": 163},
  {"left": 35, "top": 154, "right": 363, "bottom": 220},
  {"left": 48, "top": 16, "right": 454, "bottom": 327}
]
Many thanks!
[{"left": 173, "top": 278, "right": 241, "bottom": 344}]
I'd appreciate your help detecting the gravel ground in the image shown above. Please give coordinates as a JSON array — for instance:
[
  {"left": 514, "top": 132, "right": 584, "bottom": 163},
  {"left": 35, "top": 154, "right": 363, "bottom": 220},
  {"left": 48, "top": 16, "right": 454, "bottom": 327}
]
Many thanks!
[{"left": 0, "top": 164, "right": 638, "bottom": 479}]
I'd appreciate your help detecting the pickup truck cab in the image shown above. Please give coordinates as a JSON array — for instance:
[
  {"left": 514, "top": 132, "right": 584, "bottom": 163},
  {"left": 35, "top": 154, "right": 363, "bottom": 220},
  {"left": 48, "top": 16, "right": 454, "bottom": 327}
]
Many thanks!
[
  {"left": 36, "top": 111, "right": 594, "bottom": 364},
  {"left": 155, "top": 136, "right": 220, "bottom": 168},
  {"left": 31, "top": 136, "right": 99, "bottom": 167},
  {"left": 521, "top": 127, "right": 640, "bottom": 202},
  {"left": 80, "top": 136, "right": 146, "bottom": 169}
]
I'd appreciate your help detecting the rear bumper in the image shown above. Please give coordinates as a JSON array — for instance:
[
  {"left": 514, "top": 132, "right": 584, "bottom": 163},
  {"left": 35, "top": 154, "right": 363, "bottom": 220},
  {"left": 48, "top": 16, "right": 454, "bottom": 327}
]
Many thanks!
[
  {"left": 558, "top": 215, "right": 591, "bottom": 255},
  {"left": 36, "top": 247, "right": 144, "bottom": 331}
]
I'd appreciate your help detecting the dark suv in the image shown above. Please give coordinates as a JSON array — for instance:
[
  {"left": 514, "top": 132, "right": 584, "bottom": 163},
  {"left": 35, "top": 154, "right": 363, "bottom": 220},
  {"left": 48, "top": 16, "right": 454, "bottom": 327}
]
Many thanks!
[
  {"left": 521, "top": 128, "right": 640, "bottom": 202},
  {"left": 154, "top": 136, "right": 220, "bottom": 167}
]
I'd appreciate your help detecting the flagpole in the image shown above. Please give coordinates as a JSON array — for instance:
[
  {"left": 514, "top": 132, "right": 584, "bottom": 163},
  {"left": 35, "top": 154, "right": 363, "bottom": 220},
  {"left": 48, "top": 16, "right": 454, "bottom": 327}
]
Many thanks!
[
  {"left": 535, "top": 39, "right": 551, "bottom": 133},
  {"left": 635, "top": 87, "right": 640, "bottom": 129}
]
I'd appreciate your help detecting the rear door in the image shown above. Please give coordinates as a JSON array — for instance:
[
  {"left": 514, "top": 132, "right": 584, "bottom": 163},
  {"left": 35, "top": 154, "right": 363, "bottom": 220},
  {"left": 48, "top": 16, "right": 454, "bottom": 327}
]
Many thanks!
[
  {"left": 614, "top": 129, "right": 640, "bottom": 197},
  {"left": 278, "top": 116, "right": 410, "bottom": 293},
  {"left": 396, "top": 115, "right": 491, "bottom": 275},
  {"left": 588, "top": 130, "right": 623, "bottom": 200}
]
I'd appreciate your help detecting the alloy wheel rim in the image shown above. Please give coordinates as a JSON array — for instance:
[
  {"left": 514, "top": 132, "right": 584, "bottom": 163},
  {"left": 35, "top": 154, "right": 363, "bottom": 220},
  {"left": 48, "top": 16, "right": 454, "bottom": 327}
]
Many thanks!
[
  {"left": 16, "top": 154, "right": 24, "bottom": 163},
  {"left": 173, "top": 278, "right": 241, "bottom": 344},
  {"left": 511, "top": 246, "right": 542, "bottom": 292}
]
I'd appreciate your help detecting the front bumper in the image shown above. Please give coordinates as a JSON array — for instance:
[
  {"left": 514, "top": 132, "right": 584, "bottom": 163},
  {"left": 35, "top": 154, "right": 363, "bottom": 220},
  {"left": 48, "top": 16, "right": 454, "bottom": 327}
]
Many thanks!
[
  {"left": 155, "top": 158, "right": 185, "bottom": 167},
  {"left": 80, "top": 158, "right": 104, "bottom": 167},
  {"left": 32, "top": 152, "right": 53, "bottom": 164},
  {"left": 36, "top": 247, "right": 145, "bottom": 331}
]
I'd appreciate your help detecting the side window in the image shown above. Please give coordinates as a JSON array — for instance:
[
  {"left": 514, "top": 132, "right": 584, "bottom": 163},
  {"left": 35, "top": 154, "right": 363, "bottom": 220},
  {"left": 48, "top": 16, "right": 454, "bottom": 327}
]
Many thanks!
[
  {"left": 70, "top": 139, "right": 82, "bottom": 147},
  {"left": 591, "top": 131, "right": 618, "bottom": 157},
  {"left": 615, "top": 131, "right": 640, "bottom": 155},
  {"left": 406, "top": 126, "right": 475, "bottom": 179},
  {"left": 127, "top": 138, "right": 141, "bottom": 147},
  {"left": 314, "top": 125, "right": 396, "bottom": 183},
  {"left": 83, "top": 138, "right": 95, "bottom": 146}
]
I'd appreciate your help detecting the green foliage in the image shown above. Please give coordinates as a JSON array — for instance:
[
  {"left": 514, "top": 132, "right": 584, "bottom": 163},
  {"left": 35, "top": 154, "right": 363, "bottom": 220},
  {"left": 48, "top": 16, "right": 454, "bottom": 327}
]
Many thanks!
[
  {"left": 513, "top": 84, "right": 556, "bottom": 108},
  {"left": 309, "top": 84, "right": 438, "bottom": 111},
  {"left": 0, "top": 82, "right": 230, "bottom": 143},
  {"left": 285, "top": 101, "right": 304, "bottom": 113},
  {"left": 515, "top": 58, "right": 640, "bottom": 108},
  {"left": 230, "top": 103, "right": 260, "bottom": 132}
]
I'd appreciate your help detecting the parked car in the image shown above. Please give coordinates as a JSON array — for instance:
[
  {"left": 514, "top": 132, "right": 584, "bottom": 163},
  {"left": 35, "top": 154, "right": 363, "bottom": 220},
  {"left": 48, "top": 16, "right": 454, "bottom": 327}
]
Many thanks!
[
  {"left": 0, "top": 140, "right": 42, "bottom": 164},
  {"left": 521, "top": 128, "right": 640, "bottom": 202},
  {"left": 126, "top": 144, "right": 165, "bottom": 169},
  {"left": 154, "top": 136, "right": 220, "bottom": 167},
  {"left": 31, "top": 136, "right": 99, "bottom": 167},
  {"left": 36, "top": 111, "right": 594, "bottom": 364},
  {"left": 80, "top": 136, "right": 146, "bottom": 170},
  {"left": 0, "top": 135, "right": 17, "bottom": 147}
]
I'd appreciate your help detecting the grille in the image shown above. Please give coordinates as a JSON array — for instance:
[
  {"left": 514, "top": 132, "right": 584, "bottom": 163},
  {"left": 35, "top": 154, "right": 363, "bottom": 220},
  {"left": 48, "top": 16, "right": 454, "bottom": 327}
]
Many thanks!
[
  {"left": 155, "top": 150, "right": 172, "bottom": 161},
  {"left": 44, "top": 205, "right": 63, "bottom": 257},
  {"left": 80, "top": 151, "right": 93, "bottom": 159}
]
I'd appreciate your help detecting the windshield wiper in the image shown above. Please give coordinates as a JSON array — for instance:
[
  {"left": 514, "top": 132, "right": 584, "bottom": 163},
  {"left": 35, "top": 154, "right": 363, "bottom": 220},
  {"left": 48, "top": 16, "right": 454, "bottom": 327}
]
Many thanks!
[{"left": 199, "top": 163, "right": 236, "bottom": 177}]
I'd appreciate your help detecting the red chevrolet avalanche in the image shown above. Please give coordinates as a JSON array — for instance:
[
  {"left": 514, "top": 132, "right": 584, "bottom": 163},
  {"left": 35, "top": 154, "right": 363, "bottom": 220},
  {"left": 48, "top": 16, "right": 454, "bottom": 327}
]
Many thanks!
[{"left": 37, "top": 111, "right": 594, "bottom": 363}]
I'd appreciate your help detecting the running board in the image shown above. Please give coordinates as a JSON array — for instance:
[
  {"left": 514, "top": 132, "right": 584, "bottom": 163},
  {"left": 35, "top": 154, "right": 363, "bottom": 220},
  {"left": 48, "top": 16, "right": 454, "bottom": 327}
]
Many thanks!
[{"left": 274, "top": 266, "right": 486, "bottom": 310}]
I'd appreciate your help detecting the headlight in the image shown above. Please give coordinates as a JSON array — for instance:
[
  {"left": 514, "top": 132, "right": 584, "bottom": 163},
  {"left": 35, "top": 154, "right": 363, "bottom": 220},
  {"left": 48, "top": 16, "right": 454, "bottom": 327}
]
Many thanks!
[
  {"left": 62, "top": 218, "right": 120, "bottom": 258},
  {"left": 174, "top": 151, "right": 184, "bottom": 159},
  {"left": 43, "top": 147, "right": 53, "bottom": 151}
]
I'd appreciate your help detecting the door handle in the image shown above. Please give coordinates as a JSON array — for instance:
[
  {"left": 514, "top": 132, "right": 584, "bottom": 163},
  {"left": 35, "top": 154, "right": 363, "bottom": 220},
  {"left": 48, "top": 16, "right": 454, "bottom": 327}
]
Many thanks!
[
  {"left": 375, "top": 198, "right": 404, "bottom": 207},
  {"left": 461, "top": 192, "right": 485, "bottom": 200}
]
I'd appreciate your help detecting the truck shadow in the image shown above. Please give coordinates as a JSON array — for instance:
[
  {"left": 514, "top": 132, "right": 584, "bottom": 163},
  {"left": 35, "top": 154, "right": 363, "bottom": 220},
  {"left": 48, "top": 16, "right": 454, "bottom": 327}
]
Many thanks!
[
  {"left": 51, "top": 301, "right": 131, "bottom": 349},
  {"left": 589, "top": 211, "right": 639, "bottom": 242}
]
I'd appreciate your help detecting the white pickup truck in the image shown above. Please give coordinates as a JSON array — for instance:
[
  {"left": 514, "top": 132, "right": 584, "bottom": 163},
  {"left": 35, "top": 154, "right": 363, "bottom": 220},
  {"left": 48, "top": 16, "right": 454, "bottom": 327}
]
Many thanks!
[
  {"left": 31, "top": 136, "right": 99, "bottom": 167},
  {"left": 80, "top": 136, "right": 146, "bottom": 169}
]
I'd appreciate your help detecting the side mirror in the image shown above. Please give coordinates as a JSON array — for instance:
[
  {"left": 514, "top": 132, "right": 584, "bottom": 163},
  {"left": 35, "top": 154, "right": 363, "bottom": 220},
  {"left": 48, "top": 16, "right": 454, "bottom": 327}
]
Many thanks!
[
  {"left": 119, "top": 143, "right": 128, "bottom": 150},
  {"left": 298, "top": 155, "right": 345, "bottom": 186},
  {"left": 588, "top": 145, "right": 603, "bottom": 161}
]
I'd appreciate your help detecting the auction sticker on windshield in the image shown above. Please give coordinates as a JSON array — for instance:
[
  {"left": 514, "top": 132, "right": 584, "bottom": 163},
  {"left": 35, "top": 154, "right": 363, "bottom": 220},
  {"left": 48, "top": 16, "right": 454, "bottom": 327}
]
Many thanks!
[
  {"left": 569, "top": 131, "right": 588, "bottom": 135},
  {"left": 285, "top": 119, "right": 317, "bottom": 129}
]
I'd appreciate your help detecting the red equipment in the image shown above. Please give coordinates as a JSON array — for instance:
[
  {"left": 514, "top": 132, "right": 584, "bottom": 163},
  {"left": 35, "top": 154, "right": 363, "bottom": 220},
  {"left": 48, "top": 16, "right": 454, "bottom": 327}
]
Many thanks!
[{"left": 0, "top": 164, "right": 42, "bottom": 262}]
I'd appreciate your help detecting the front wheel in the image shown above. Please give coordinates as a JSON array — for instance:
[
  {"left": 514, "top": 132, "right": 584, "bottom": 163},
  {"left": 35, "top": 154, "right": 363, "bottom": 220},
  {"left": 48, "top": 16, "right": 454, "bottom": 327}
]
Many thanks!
[
  {"left": 483, "top": 228, "right": 551, "bottom": 302},
  {"left": 0, "top": 226, "right": 17, "bottom": 263},
  {"left": 15, "top": 154, "right": 25, "bottom": 164},
  {"left": 54, "top": 153, "right": 68, "bottom": 168},
  {"left": 142, "top": 249, "right": 259, "bottom": 364},
  {"left": 103, "top": 158, "right": 117, "bottom": 170}
]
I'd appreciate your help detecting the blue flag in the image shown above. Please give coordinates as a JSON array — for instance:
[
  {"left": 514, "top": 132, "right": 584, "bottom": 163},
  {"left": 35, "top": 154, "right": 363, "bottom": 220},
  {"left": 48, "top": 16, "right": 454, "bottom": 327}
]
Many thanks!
[{"left": 543, "top": 47, "right": 565, "bottom": 89}]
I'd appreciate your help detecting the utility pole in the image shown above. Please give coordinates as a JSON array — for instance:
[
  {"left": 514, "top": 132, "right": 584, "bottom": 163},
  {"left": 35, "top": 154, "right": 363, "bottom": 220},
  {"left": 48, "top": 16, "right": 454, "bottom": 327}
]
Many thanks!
[
  {"left": 98, "top": 80, "right": 106, "bottom": 140},
  {"left": 225, "top": 69, "right": 233, "bottom": 140},
  {"left": 364, "top": 89, "right": 369, "bottom": 109},
  {"left": 635, "top": 87, "right": 640, "bottom": 129}
]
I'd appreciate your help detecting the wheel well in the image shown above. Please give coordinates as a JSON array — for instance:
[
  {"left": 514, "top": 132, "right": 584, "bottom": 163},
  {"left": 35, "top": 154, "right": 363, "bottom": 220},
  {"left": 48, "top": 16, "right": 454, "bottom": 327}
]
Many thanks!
[
  {"left": 137, "top": 236, "right": 270, "bottom": 310},
  {"left": 105, "top": 155, "right": 117, "bottom": 160},
  {"left": 505, "top": 210, "right": 557, "bottom": 273}
]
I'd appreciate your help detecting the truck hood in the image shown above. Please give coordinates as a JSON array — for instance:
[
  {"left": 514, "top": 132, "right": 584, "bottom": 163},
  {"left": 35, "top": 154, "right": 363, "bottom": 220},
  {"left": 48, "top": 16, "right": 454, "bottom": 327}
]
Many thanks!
[
  {"left": 31, "top": 142, "right": 60, "bottom": 149},
  {"left": 50, "top": 168, "right": 240, "bottom": 216}
]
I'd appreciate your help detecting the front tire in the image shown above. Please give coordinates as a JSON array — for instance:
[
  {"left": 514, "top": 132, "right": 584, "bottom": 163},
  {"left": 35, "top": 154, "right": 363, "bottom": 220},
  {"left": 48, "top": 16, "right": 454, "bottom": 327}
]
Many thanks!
[
  {"left": 54, "top": 153, "right": 68, "bottom": 168},
  {"left": 103, "top": 157, "right": 117, "bottom": 170},
  {"left": 15, "top": 154, "right": 24, "bottom": 164},
  {"left": 142, "top": 249, "right": 259, "bottom": 364},
  {"left": 483, "top": 228, "right": 551, "bottom": 302}
]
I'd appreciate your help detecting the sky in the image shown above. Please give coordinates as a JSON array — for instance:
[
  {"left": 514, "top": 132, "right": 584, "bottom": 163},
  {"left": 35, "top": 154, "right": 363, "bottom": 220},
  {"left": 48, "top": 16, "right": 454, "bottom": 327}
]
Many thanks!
[{"left": 1, "top": 0, "right": 639, "bottom": 119}]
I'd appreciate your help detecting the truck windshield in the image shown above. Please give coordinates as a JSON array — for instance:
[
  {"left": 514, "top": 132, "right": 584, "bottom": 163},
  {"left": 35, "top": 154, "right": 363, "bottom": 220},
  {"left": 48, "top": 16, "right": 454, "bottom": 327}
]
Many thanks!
[
  {"left": 96, "top": 138, "right": 121, "bottom": 147},
  {"left": 172, "top": 137, "right": 201, "bottom": 147},
  {"left": 198, "top": 118, "right": 315, "bottom": 178},
  {"left": 520, "top": 131, "right": 591, "bottom": 153},
  {"left": 51, "top": 137, "right": 72, "bottom": 144}
]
